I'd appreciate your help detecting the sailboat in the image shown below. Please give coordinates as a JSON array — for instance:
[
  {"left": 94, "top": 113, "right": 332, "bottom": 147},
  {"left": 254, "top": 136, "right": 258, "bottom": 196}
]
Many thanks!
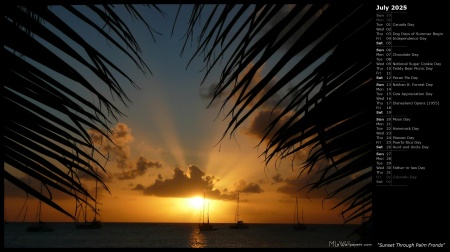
[
  {"left": 293, "top": 197, "right": 307, "bottom": 230},
  {"left": 27, "top": 183, "right": 54, "bottom": 232},
  {"left": 198, "top": 192, "right": 217, "bottom": 231},
  {"left": 230, "top": 193, "right": 249, "bottom": 229},
  {"left": 76, "top": 178, "right": 102, "bottom": 229}
]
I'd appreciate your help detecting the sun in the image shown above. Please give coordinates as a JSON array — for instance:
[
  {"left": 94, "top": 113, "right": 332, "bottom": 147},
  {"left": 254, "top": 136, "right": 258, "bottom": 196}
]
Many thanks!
[{"left": 189, "top": 196, "right": 204, "bottom": 210}]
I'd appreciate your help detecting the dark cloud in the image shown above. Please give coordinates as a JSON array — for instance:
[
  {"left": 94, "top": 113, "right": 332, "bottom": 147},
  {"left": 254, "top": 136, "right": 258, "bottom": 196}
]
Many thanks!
[
  {"left": 272, "top": 173, "right": 284, "bottom": 183},
  {"left": 88, "top": 123, "right": 163, "bottom": 181},
  {"left": 235, "top": 63, "right": 286, "bottom": 109},
  {"left": 132, "top": 184, "right": 145, "bottom": 191},
  {"left": 274, "top": 167, "right": 369, "bottom": 200},
  {"left": 199, "top": 83, "right": 217, "bottom": 100},
  {"left": 132, "top": 165, "right": 264, "bottom": 201},
  {"left": 276, "top": 176, "right": 326, "bottom": 199},
  {"left": 116, "top": 157, "right": 162, "bottom": 180},
  {"left": 199, "top": 82, "right": 225, "bottom": 109},
  {"left": 243, "top": 109, "right": 290, "bottom": 142},
  {"left": 88, "top": 123, "right": 134, "bottom": 171},
  {"left": 234, "top": 179, "right": 264, "bottom": 193},
  {"left": 76, "top": 168, "right": 112, "bottom": 183},
  {"left": 258, "top": 178, "right": 269, "bottom": 184},
  {"left": 133, "top": 165, "right": 219, "bottom": 198}
]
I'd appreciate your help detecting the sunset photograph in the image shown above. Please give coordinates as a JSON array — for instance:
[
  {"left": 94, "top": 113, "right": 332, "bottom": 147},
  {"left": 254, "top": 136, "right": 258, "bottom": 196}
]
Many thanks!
[{"left": 7, "top": 1, "right": 445, "bottom": 248}]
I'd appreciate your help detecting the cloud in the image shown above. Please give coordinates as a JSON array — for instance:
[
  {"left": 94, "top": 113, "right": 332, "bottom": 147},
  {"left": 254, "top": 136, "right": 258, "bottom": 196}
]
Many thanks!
[
  {"left": 236, "top": 63, "right": 287, "bottom": 109},
  {"left": 133, "top": 164, "right": 219, "bottom": 198},
  {"left": 87, "top": 123, "right": 162, "bottom": 181},
  {"left": 234, "top": 179, "right": 264, "bottom": 193},
  {"left": 132, "top": 164, "right": 264, "bottom": 200},
  {"left": 88, "top": 122, "right": 134, "bottom": 171},
  {"left": 116, "top": 157, "right": 162, "bottom": 180},
  {"left": 272, "top": 173, "right": 284, "bottom": 183},
  {"left": 199, "top": 83, "right": 224, "bottom": 108},
  {"left": 275, "top": 175, "right": 327, "bottom": 199},
  {"left": 273, "top": 166, "right": 367, "bottom": 200},
  {"left": 243, "top": 109, "right": 291, "bottom": 143}
]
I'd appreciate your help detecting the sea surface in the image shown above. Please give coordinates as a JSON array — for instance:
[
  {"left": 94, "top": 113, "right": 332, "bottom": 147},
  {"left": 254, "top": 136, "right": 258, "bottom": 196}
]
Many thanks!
[{"left": 4, "top": 222, "right": 370, "bottom": 248}]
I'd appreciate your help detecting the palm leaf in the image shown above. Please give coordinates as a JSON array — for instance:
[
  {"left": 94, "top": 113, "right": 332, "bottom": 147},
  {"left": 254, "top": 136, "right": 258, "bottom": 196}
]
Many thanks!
[{"left": 4, "top": 4, "right": 160, "bottom": 220}]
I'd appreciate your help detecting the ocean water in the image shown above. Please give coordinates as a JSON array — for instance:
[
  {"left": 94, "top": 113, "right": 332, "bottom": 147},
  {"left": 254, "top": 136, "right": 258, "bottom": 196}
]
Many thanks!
[{"left": 4, "top": 222, "right": 368, "bottom": 248}]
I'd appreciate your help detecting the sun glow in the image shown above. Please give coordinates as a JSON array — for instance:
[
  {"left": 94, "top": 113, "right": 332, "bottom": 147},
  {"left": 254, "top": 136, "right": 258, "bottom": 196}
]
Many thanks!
[{"left": 190, "top": 196, "right": 204, "bottom": 210}]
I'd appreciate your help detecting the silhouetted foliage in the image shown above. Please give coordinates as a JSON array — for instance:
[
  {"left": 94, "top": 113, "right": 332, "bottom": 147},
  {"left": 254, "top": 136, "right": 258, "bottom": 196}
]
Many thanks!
[{"left": 4, "top": 4, "right": 163, "bottom": 220}]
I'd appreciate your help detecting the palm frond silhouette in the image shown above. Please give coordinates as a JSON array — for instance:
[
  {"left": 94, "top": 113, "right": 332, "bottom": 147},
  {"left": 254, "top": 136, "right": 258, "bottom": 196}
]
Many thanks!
[{"left": 4, "top": 4, "right": 163, "bottom": 220}]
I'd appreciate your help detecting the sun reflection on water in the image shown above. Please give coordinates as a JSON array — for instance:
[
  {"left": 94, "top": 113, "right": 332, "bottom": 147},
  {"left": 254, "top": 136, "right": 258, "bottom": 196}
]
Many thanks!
[{"left": 189, "top": 228, "right": 206, "bottom": 248}]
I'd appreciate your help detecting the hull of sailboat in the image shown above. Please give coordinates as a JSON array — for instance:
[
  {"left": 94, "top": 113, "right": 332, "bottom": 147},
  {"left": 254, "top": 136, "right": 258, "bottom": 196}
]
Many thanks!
[
  {"left": 293, "top": 223, "right": 307, "bottom": 230},
  {"left": 27, "top": 222, "right": 54, "bottom": 232},
  {"left": 198, "top": 223, "right": 217, "bottom": 231},
  {"left": 76, "top": 220, "right": 102, "bottom": 229},
  {"left": 230, "top": 223, "right": 249, "bottom": 229}
]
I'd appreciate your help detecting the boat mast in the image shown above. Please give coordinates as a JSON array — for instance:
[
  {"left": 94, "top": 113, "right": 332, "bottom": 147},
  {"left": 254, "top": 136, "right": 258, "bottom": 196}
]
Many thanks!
[
  {"left": 207, "top": 201, "right": 210, "bottom": 224},
  {"left": 236, "top": 193, "right": 240, "bottom": 222},
  {"left": 302, "top": 208, "right": 304, "bottom": 224},
  {"left": 84, "top": 193, "right": 88, "bottom": 222},
  {"left": 38, "top": 182, "right": 43, "bottom": 222},
  {"left": 94, "top": 177, "right": 98, "bottom": 221},
  {"left": 202, "top": 192, "right": 206, "bottom": 224}
]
